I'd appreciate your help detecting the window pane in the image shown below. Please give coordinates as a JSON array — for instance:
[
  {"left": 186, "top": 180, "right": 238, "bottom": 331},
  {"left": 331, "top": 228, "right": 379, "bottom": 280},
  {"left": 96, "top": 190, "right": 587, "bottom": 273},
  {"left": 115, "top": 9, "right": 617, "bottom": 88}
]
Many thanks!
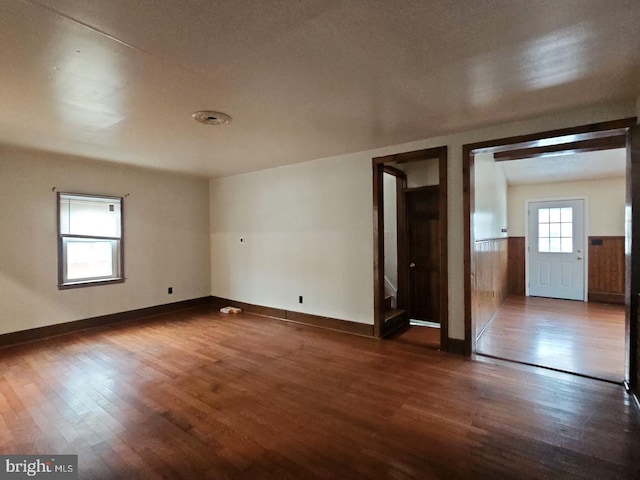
[
  {"left": 539, "top": 238, "right": 550, "bottom": 252},
  {"left": 59, "top": 193, "right": 124, "bottom": 288},
  {"left": 535, "top": 204, "right": 575, "bottom": 254},
  {"left": 561, "top": 207, "right": 572, "bottom": 222},
  {"left": 60, "top": 195, "right": 121, "bottom": 237},
  {"left": 66, "top": 240, "right": 115, "bottom": 280},
  {"left": 539, "top": 223, "right": 549, "bottom": 237},
  {"left": 538, "top": 208, "right": 549, "bottom": 223}
]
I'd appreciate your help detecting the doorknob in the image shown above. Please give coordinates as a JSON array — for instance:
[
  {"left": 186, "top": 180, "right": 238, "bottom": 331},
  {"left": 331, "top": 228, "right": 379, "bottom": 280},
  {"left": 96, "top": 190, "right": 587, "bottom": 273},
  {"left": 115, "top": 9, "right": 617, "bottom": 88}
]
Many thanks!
[
  {"left": 409, "top": 262, "right": 416, "bottom": 268},
  {"left": 577, "top": 256, "right": 583, "bottom": 260}
]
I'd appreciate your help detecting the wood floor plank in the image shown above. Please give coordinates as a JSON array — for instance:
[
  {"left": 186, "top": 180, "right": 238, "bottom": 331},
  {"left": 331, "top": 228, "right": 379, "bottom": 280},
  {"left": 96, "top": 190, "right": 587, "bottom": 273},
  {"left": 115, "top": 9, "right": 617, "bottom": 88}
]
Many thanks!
[
  {"left": 0, "top": 305, "right": 638, "bottom": 479},
  {"left": 476, "top": 295, "right": 625, "bottom": 381}
]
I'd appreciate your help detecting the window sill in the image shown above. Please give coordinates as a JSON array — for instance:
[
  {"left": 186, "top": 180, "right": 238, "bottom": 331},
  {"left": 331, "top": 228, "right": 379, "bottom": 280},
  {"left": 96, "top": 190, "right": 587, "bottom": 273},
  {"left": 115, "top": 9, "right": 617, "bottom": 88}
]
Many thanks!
[{"left": 58, "top": 278, "right": 125, "bottom": 290}]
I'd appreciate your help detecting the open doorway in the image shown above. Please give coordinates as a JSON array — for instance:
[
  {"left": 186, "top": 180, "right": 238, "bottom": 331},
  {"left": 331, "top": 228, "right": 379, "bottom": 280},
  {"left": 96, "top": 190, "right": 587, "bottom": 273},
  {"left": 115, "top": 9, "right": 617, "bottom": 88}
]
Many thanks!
[
  {"left": 476, "top": 149, "right": 626, "bottom": 381},
  {"left": 463, "top": 118, "right": 638, "bottom": 385},
  {"left": 372, "top": 146, "right": 450, "bottom": 351}
]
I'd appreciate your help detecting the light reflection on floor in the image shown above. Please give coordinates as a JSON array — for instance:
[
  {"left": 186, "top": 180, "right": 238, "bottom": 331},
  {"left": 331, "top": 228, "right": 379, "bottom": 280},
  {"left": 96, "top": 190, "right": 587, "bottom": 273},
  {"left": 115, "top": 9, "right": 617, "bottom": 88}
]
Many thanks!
[{"left": 476, "top": 296, "right": 625, "bottom": 382}]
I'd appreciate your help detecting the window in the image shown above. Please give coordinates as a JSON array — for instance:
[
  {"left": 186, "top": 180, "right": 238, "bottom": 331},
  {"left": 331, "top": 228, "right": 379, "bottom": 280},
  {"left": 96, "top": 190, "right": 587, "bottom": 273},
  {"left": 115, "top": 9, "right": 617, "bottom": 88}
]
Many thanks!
[
  {"left": 58, "top": 193, "right": 124, "bottom": 288},
  {"left": 538, "top": 207, "right": 572, "bottom": 253}
]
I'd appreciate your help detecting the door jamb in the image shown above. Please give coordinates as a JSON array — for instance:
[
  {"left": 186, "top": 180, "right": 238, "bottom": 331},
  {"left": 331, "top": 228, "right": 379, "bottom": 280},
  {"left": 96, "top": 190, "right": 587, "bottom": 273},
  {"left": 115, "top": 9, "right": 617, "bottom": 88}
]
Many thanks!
[{"left": 627, "top": 124, "right": 640, "bottom": 391}]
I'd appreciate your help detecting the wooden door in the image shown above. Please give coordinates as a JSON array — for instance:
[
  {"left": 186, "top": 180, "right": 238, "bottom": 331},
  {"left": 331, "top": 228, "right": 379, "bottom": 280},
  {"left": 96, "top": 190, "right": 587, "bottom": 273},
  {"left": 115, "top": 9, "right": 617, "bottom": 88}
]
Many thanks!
[{"left": 407, "top": 186, "right": 440, "bottom": 322}]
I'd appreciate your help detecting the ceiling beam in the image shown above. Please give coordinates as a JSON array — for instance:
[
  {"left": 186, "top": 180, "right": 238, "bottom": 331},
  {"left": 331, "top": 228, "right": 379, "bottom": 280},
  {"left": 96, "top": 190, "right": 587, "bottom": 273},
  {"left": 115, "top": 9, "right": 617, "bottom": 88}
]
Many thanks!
[
  {"left": 373, "top": 146, "right": 443, "bottom": 165},
  {"left": 493, "top": 134, "right": 627, "bottom": 162},
  {"left": 470, "top": 117, "right": 636, "bottom": 154}
]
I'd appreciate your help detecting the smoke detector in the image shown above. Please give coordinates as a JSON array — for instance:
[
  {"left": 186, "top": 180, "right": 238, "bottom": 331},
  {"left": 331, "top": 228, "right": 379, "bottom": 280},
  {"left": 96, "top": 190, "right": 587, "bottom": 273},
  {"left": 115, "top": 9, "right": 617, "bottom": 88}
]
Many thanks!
[{"left": 192, "top": 111, "right": 231, "bottom": 126}]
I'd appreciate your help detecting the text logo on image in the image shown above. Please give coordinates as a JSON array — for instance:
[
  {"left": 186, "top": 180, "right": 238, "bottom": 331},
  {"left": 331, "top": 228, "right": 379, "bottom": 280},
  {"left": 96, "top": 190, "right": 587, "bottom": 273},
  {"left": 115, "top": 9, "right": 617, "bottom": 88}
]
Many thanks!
[{"left": 0, "top": 456, "right": 77, "bottom": 479}]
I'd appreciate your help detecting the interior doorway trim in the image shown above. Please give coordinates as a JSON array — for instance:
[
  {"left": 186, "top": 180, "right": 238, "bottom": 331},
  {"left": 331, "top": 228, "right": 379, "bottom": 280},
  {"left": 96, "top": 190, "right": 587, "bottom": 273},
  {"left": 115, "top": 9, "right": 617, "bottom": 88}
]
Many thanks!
[
  {"left": 463, "top": 116, "right": 638, "bottom": 386},
  {"left": 372, "top": 146, "right": 449, "bottom": 350}
]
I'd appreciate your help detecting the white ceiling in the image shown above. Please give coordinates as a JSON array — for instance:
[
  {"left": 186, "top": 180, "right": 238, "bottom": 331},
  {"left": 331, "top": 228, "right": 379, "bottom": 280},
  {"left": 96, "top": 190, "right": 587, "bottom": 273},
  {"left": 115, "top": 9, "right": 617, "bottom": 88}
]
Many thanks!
[
  {"left": 1, "top": 0, "right": 639, "bottom": 178},
  {"left": 500, "top": 148, "right": 626, "bottom": 185}
]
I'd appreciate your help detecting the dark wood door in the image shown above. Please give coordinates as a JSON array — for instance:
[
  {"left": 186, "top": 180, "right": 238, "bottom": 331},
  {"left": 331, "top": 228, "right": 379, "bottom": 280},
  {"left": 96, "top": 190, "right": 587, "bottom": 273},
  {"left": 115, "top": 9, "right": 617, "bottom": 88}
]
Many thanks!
[{"left": 407, "top": 186, "right": 440, "bottom": 322}]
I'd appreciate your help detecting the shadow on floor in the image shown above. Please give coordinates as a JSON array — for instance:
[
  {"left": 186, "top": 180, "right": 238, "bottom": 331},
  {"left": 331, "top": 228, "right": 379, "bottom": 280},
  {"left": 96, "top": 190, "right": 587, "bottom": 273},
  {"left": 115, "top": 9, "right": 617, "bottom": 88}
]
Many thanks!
[{"left": 389, "top": 322, "right": 441, "bottom": 350}]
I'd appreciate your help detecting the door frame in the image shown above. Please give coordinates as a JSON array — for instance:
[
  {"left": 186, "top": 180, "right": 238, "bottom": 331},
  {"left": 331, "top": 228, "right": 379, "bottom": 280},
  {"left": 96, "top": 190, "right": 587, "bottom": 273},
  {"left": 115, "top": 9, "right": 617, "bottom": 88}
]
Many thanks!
[
  {"left": 462, "top": 116, "right": 638, "bottom": 389},
  {"left": 372, "top": 146, "right": 448, "bottom": 349},
  {"left": 525, "top": 196, "right": 589, "bottom": 300}
]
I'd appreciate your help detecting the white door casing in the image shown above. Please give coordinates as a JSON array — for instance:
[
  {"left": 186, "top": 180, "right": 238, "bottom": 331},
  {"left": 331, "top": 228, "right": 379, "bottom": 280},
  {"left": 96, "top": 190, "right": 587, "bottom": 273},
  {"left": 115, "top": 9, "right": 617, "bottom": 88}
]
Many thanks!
[{"left": 527, "top": 199, "right": 586, "bottom": 301}]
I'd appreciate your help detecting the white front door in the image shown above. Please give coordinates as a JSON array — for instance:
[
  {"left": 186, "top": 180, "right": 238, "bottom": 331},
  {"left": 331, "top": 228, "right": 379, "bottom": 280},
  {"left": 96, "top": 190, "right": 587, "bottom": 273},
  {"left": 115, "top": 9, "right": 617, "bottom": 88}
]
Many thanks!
[{"left": 528, "top": 199, "right": 585, "bottom": 301}]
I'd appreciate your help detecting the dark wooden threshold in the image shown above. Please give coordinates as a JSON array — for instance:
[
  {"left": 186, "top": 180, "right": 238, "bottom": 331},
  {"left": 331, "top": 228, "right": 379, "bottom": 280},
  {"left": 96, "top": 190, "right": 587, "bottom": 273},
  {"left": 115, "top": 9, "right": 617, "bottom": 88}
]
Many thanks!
[
  {"left": 476, "top": 352, "right": 623, "bottom": 386},
  {"left": 380, "top": 310, "right": 408, "bottom": 338},
  {"left": 384, "top": 308, "right": 405, "bottom": 323},
  {"left": 0, "top": 296, "right": 212, "bottom": 349},
  {"left": 210, "top": 296, "right": 375, "bottom": 337},
  {"left": 447, "top": 338, "right": 466, "bottom": 355},
  {"left": 588, "top": 292, "right": 625, "bottom": 305}
]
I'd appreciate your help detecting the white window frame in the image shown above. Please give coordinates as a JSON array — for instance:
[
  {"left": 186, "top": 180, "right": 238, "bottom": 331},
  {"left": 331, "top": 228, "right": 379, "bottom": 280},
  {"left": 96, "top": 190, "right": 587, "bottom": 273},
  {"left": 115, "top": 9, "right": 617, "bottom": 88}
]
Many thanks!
[
  {"left": 57, "top": 192, "right": 124, "bottom": 289},
  {"left": 536, "top": 206, "right": 574, "bottom": 253}
]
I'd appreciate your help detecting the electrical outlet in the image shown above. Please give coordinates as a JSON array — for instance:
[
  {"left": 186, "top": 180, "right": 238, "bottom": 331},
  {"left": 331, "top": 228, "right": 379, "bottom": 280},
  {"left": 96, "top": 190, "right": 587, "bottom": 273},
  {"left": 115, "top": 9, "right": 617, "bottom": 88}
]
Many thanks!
[
  {"left": 299, "top": 296, "right": 303, "bottom": 304},
  {"left": 168, "top": 287, "right": 173, "bottom": 294}
]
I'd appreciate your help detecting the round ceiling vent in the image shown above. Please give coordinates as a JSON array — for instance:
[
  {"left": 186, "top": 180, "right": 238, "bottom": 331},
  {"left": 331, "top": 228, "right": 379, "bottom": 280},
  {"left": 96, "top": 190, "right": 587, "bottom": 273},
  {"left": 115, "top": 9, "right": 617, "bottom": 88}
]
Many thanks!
[{"left": 192, "top": 111, "right": 231, "bottom": 126}]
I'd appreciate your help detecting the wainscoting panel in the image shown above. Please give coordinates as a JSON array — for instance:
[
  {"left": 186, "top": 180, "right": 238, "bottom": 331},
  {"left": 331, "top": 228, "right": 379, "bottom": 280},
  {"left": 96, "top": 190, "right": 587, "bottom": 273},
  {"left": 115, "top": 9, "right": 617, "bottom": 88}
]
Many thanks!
[
  {"left": 474, "top": 238, "right": 509, "bottom": 338},
  {"left": 507, "top": 237, "right": 526, "bottom": 296},
  {"left": 588, "top": 236, "right": 625, "bottom": 304},
  {"left": 507, "top": 236, "right": 624, "bottom": 304}
]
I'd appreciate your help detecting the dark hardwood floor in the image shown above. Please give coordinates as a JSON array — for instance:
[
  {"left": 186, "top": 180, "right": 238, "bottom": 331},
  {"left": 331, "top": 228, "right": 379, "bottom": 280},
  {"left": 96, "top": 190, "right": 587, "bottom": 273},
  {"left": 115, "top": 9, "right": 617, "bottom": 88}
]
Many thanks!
[
  {"left": 476, "top": 296, "right": 626, "bottom": 382},
  {"left": 390, "top": 325, "right": 440, "bottom": 350},
  {"left": 1, "top": 305, "right": 639, "bottom": 479}
]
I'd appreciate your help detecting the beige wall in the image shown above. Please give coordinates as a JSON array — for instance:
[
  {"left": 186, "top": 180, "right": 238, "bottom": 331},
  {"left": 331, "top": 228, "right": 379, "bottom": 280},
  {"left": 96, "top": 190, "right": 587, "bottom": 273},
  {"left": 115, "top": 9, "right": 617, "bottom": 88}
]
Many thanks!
[
  {"left": 383, "top": 173, "right": 398, "bottom": 296},
  {"left": 210, "top": 154, "right": 373, "bottom": 324},
  {"left": 403, "top": 157, "right": 439, "bottom": 188},
  {"left": 474, "top": 152, "right": 508, "bottom": 240},
  {"left": 508, "top": 177, "right": 626, "bottom": 237},
  {"left": 1, "top": 102, "right": 632, "bottom": 340},
  {"left": 0, "top": 146, "right": 211, "bottom": 335},
  {"left": 210, "top": 101, "right": 635, "bottom": 339}
]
